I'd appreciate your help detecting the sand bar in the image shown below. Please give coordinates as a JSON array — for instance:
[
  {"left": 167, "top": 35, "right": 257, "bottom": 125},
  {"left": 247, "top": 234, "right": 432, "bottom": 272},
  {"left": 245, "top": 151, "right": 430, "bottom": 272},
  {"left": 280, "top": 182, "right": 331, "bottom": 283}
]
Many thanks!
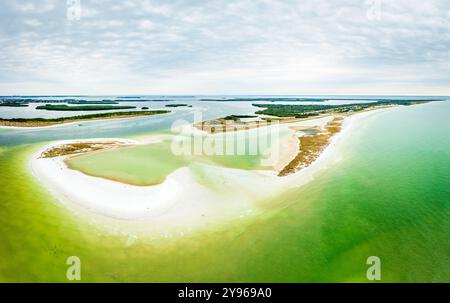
[{"left": 29, "top": 108, "right": 394, "bottom": 232}]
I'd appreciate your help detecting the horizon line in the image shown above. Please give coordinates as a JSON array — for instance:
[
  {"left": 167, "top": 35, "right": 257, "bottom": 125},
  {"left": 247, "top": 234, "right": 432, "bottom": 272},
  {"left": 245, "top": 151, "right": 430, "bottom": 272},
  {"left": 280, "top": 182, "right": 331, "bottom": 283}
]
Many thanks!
[{"left": 1, "top": 94, "right": 449, "bottom": 98}]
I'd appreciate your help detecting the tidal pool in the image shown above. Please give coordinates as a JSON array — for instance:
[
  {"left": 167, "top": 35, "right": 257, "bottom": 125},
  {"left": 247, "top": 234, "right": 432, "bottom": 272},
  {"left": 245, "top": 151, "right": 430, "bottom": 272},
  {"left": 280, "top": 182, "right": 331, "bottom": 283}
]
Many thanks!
[{"left": 65, "top": 127, "right": 290, "bottom": 186}]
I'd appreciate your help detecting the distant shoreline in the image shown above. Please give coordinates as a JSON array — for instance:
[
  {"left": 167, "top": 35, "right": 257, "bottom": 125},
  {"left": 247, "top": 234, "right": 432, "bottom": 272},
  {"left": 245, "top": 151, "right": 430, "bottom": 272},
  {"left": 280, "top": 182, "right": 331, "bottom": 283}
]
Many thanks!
[{"left": 0, "top": 110, "right": 170, "bottom": 128}]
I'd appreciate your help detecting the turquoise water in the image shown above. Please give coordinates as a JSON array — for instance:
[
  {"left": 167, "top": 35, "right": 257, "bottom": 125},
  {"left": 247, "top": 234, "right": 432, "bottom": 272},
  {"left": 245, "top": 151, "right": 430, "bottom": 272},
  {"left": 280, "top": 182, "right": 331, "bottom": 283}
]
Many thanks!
[
  {"left": 242, "top": 101, "right": 450, "bottom": 282},
  {"left": 0, "top": 100, "right": 449, "bottom": 282}
]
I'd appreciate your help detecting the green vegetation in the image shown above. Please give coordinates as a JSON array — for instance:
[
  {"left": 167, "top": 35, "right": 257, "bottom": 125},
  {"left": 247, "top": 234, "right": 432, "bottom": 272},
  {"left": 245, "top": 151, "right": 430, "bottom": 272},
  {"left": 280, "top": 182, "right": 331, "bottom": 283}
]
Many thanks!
[
  {"left": 201, "top": 97, "right": 442, "bottom": 102},
  {"left": 165, "top": 103, "right": 192, "bottom": 107},
  {"left": 36, "top": 104, "right": 136, "bottom": 111},
  {"left": 253, "top": 100, "right": 429, "bottom": 118},
  {"left": 0, "top": 102, "right": 28, "bottom": 107},
  {"left": 201, "top": 97, "right": 325, "bottom": 102},
  {"left": 223, "top": 115, "right": 258, "bottom": 121},
  {"left": 261, "top": 117, "right": 284, "bottom": 122},
  {"left": 1, "top": 98, "right": 87, "bottom": 104},
  {"left": 0, "top": 110, "right": 170, "bottom": 126},
  {"left": 68, "top": 100, "right": 119, "bottom": 105}
]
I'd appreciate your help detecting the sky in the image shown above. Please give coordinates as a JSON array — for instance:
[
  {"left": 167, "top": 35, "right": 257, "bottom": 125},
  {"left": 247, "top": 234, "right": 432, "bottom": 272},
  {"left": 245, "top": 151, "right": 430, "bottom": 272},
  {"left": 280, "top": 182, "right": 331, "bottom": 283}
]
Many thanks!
[{"left": 0, "top": 0, "right": 449, "bottom": 96}]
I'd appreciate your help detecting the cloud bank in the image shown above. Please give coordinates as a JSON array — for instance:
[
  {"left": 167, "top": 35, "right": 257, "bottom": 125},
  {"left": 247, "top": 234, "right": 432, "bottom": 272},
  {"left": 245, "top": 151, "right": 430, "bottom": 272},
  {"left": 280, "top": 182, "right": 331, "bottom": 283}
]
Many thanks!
[{"left": 0, "top": 0, "right": 449, "bottom": 95}]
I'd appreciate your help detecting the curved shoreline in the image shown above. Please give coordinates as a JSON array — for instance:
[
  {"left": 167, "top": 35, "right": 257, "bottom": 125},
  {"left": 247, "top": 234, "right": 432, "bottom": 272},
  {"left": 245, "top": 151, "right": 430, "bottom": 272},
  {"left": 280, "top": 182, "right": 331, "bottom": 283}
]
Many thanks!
[{"left": 28, "top": 107, "right": 395, "bottom": 232}]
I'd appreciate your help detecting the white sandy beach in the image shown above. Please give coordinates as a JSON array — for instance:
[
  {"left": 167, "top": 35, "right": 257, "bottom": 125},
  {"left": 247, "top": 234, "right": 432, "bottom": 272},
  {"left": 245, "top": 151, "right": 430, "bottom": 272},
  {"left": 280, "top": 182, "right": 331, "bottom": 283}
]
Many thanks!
[{"left": 29, "top": 107, "right": 393, "bottom": 232}]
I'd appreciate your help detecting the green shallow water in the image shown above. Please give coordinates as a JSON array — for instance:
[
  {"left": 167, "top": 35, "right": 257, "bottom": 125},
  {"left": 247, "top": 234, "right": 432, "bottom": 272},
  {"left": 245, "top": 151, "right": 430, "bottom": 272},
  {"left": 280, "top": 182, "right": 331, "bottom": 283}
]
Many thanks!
[
  {"left": 0, "top": 101, "right": 449, "bottom": 282},
  {"left": 66, "top": 129, "right": 282, "bottom": 186},
  {"left": 66, "top": 142, "right": 190, "bottom": 186}
]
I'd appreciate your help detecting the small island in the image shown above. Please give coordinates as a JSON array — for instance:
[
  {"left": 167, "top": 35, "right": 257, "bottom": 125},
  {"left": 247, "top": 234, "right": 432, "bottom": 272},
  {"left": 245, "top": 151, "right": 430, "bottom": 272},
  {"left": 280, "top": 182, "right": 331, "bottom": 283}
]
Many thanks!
[
  {"left": 68, "top": 100, "right": 119, "bottom": 105},
  {"left": 223, "top": 115, "right": 258, "bottom": 121},
  {"left": 165, "top": 103, "right": 192, "bottom": 107},
  {"left": 0, "top": 102, "right": 29, "bottom": 107},
  {"left": 0, "top": 110, "right": 170, "bottom": 127},
  {"left": 36, "top": 104, "right": 137, "bottom": 111}
]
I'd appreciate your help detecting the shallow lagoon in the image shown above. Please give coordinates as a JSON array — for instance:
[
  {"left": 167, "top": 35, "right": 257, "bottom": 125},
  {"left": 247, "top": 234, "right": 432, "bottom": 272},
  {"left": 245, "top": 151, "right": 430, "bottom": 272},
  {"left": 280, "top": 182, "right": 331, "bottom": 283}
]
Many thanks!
[{"left": 65, "top": 117, "right": 293, "bottom": 186}]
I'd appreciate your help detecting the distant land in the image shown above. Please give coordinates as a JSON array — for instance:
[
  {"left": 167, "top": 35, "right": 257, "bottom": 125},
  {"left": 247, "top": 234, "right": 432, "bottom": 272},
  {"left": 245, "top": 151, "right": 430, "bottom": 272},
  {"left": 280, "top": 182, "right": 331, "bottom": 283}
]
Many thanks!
[
  {"left": 0, "top": 110, "right": 170, "bottom": 127},
  {"left": 36, "top": 105, "right": 137, "bottom": 111}
]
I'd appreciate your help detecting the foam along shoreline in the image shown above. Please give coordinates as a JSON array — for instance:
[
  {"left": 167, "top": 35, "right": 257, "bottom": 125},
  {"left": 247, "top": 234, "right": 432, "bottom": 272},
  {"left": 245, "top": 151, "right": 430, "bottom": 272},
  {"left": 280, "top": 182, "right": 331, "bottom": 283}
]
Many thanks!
[{"left": 29, "top": 108, "right": 394, "bottom": 231}]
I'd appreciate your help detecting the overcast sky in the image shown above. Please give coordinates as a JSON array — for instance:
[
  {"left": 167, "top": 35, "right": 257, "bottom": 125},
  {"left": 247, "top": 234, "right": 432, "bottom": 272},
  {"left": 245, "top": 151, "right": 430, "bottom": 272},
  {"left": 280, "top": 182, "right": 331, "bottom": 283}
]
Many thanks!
[{"left": 0, "top": 0, "right": 449, "bottom": 95}]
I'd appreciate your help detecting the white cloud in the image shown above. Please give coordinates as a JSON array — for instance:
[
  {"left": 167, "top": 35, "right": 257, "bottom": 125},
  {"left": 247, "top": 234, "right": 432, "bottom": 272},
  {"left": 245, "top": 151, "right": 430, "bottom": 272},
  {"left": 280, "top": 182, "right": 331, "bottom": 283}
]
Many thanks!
[
  {"left": 12, "top": 0, "right": 56, "bottom": 14},
  {"left": 24, "top": 19, "right": 42, "bottom": 27},
  {"left": 138, "top": 20, "right": 156, "bottom": 30},
  {"left": 0, "top": 0, "right": 449, "bottom": 95}
]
